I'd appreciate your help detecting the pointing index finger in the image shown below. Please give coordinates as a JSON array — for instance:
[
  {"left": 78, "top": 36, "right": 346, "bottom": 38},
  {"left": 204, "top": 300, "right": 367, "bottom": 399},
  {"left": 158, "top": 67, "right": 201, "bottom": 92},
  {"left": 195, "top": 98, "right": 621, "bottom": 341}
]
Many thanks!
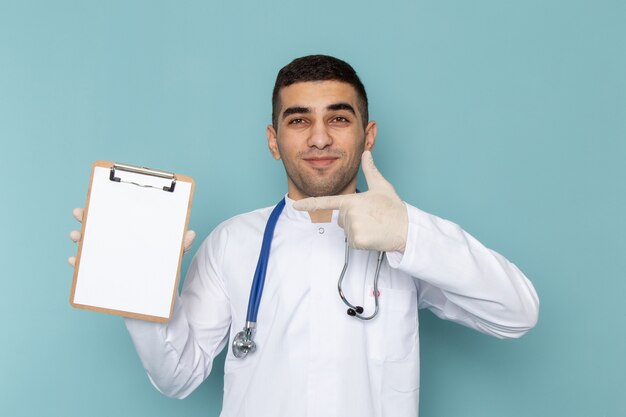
[{"left": 293, "top": 194, "right": 352, "bottom": 212}]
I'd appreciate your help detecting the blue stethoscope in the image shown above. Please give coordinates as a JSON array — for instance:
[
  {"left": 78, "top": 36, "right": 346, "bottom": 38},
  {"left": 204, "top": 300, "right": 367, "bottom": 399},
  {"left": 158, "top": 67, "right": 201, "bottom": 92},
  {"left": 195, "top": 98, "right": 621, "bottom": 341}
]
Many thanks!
[{"left": 232, "top": 198, "right": 385, "bottom": 359}]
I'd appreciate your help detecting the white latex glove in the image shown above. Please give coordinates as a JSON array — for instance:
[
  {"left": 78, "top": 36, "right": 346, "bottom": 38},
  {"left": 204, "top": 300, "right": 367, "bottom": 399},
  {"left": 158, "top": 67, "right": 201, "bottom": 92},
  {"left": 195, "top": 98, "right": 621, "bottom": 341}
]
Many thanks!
[
  {"left": 68, "top": 207, "right": 196, "bottom": 266},
  {"left": 293, "top": 151, "right": 408, "bottom": 253}
]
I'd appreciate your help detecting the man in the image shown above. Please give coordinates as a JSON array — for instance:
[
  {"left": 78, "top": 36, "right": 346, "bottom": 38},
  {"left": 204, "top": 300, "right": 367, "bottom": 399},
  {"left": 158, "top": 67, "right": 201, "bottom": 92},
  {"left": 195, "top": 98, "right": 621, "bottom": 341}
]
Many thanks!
[{"left": 70, "top": 55, "right": 539, "bottom": 416}]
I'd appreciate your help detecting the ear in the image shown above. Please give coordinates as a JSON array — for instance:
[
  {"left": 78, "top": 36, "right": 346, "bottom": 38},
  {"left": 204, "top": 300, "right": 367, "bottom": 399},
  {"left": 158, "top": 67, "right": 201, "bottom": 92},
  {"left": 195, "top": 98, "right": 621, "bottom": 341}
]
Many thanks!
[
  {"left": 364, "top": 121, "right": 377, "bottom": 151},
  {"left": 267, "top": 125, "right": 281, "bottom": 160}
]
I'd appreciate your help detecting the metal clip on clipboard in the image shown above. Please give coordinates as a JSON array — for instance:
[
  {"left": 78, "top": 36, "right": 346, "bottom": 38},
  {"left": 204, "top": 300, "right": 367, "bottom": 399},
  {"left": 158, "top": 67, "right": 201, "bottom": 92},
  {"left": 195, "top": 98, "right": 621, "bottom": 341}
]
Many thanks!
[{"left": 109, "top": 162, "right": 177, "bottom": 192}]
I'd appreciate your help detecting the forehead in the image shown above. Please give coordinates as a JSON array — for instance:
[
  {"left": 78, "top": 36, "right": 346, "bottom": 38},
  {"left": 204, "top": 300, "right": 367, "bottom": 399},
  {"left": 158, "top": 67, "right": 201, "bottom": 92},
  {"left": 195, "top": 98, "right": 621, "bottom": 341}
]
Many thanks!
[{"left": 278, "top": 80, "right": 360, "bottom": 112}]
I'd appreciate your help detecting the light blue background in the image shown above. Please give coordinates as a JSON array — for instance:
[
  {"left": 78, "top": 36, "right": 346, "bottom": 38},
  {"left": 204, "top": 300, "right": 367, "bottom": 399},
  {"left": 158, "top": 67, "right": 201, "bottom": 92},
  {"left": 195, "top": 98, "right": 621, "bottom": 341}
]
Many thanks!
[{"left": 1, "top": 1, "right": 624, "bottom": 416}]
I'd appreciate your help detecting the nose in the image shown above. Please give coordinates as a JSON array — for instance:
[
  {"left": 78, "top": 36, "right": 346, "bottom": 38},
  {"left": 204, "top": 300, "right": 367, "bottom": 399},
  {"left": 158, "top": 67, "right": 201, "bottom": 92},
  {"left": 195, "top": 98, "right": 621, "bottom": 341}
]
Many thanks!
[{"left": 307, "top": 120, "right": 333, "bottom": 149}]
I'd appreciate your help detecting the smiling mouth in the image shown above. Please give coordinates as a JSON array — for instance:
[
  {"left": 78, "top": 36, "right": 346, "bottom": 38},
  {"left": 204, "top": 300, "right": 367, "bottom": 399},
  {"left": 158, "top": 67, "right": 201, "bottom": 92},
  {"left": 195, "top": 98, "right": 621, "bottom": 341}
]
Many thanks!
[{"left": 303, "top": 156, "right": 339, "bottom": 168}]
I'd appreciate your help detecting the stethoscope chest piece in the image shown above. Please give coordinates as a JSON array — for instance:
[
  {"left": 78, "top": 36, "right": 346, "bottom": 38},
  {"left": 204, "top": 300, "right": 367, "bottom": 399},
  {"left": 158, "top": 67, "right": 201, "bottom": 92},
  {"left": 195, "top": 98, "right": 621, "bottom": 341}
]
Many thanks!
[{"left": 232, "top": 325, "right": 256, "bottom": 359}]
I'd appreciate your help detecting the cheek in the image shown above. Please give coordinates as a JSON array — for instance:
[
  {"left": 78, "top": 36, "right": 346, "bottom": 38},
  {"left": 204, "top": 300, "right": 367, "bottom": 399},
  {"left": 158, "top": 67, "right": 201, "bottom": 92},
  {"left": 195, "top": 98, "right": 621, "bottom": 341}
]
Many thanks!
[
  {"left": 345, "top": 134, "right": 367, "bottom": 156},
  {"left": 276, "top": 134, "right": 301, "bottom": 156},
  {"left": 275, "top": 141, "right": 300, "bottom": 165}
]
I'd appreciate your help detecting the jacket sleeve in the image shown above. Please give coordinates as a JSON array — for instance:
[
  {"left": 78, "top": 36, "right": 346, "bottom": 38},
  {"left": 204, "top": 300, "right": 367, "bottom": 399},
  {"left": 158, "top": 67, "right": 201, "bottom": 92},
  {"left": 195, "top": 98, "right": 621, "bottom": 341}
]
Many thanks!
[
  {"left": 387, "top": 204, "right": 539, "bottom": 339},
  {"left": 123, "top": 228, "right": 232, "bottom": 399}
]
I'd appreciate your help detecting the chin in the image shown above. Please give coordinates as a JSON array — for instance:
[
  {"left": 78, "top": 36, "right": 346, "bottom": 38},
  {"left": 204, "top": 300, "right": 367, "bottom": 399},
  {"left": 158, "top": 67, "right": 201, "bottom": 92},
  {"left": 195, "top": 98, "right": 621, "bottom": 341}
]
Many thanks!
[
  {"left": 289, "top": 165, "right": 358, "bottom": 198},
  {"left": 303, "top": 182, "right": 351, "bottom": 197}
]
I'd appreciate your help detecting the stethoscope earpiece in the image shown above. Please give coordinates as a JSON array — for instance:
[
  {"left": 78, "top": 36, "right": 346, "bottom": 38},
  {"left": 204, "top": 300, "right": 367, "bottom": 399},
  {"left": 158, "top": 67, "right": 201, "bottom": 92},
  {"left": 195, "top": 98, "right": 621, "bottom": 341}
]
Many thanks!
[{"left": 347, "top": 306, "right": 365, "bottom": 316}]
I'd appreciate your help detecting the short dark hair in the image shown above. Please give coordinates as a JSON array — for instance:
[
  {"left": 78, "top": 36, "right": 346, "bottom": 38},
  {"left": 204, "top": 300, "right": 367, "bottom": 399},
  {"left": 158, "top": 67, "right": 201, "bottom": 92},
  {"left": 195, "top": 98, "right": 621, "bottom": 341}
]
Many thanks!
[{"left": 271, "top": 55, "right": 369, "bottom": 129}]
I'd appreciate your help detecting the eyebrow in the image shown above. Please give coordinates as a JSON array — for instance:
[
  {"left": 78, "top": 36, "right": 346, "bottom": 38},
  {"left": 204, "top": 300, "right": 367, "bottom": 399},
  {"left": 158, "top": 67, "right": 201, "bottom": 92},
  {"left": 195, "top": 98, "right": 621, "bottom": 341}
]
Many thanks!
[
  {"left": 326, "top": 102, "right": 356, "bottom": 115},
  {"left": 281, "top": 106, "right": 310, "bottom": 119},
  {"left": 281, "top": 102, "right": 356, "bottom": 120}
]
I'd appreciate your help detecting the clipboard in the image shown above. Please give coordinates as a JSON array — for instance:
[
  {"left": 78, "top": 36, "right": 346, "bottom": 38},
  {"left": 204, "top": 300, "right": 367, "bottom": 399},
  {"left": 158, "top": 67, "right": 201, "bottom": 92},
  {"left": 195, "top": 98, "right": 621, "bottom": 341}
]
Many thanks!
[{"left": 70, "top": 161, "right": 195, "bottom": 323}]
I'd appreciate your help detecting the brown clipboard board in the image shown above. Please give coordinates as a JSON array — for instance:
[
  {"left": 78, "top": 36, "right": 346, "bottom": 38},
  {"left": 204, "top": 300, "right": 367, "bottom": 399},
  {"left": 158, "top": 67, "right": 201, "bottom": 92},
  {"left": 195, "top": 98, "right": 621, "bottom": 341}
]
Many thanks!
[{"left": 69, "top": 160, "right": 195, "bottom": 323}]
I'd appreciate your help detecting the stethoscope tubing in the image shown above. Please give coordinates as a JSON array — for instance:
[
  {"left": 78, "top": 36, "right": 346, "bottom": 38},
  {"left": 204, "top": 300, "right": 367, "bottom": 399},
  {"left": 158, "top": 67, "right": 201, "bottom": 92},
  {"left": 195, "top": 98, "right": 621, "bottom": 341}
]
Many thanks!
[
  {"left": 338, "top": 239, "right": 384, "bottom": 320},
  {"left": 233, "top": 198, "right": 286, "bottom": 359},
  {"left": 246, "top": 198, "right": 286, "bottom": 324}
]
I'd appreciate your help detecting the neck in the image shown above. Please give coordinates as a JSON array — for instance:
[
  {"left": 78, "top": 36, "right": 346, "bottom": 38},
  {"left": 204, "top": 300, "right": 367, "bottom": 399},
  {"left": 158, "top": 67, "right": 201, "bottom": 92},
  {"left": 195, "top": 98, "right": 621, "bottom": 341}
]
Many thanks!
[{"left": 308, "top": 209, "right": 333, "bottom": 223}]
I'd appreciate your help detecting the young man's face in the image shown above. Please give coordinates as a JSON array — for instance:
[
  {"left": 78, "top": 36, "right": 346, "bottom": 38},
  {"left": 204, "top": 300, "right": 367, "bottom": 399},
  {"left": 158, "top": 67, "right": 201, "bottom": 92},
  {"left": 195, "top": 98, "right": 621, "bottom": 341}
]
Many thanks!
[{"left": 267, "top": 80, "right": 376, "bottom": 200}]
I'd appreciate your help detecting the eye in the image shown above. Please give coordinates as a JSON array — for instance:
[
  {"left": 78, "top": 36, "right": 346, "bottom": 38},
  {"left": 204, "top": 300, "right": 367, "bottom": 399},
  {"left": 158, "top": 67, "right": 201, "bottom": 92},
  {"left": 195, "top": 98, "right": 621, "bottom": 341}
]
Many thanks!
[
  {"left": 330, "top": 116, "right": 350, "bottom": 124},
  {"left": 288, "top": 118, "right": 306, "bottom": 125}
]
